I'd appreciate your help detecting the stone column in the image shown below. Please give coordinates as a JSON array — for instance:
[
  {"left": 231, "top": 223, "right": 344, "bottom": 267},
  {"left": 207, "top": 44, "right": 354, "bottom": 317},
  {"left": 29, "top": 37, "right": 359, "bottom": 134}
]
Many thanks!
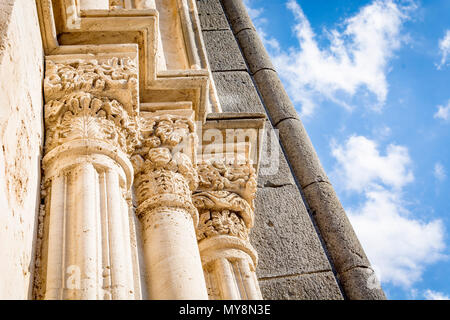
[
  {"left": 194, "top": 191, "right": 262, "bottom": 300},
  {"left": 41, "top": 95, "right": 136, "bottom": 300},
  {"left": 37, "top": 58, "right": 140, "bottom": 300},
  {"left": 193, "top": 162, "right": 262, "bottom": 300},
  {"left": 133, "top": 113, "right": 208, "bottom": 300}
]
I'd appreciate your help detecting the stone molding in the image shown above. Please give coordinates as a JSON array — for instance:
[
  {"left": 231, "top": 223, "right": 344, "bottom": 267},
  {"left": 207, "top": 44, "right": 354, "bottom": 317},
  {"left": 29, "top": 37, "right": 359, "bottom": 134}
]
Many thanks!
[{"left": 36, "top": 0, "right": 220, "bottom": 120}]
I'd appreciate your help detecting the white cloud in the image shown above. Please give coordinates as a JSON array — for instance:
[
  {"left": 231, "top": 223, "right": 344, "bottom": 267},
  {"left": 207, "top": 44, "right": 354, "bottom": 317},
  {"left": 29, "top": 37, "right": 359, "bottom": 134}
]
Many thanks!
[
  {"left": 424, "top": 290, "right": 450, "bottom": 300},
  {"left": 243, "top": 0, "right": 281, "bottom": 52},
  {"left": 434, "top": 100, "right": 450, "bottom": 121},
  {"left": 243, "top": 0, "right": 263, "bottom": 21},
  {"left": 244, "top": 0, "right": 264, "bottom": 20},
  {"left": 331, "top": 135, "right": 414, "bottom": 191},
  {"left": 348, "top": 188, "right": 445, "bottom": 287},
  {"left": 332, "top": 135, "right": 446, "bottom": 288},
  {"left": 375, "top": 125, "right": 392, "bottom": 139},
  {"left": 438, "top": 30, "right": 450, "bottom": 69},
  {"left": 434, "top": 163, "right": 447, "bottom": 181},
  {"left": 261, "top": 0, "right": 414, "bottom": 117}
]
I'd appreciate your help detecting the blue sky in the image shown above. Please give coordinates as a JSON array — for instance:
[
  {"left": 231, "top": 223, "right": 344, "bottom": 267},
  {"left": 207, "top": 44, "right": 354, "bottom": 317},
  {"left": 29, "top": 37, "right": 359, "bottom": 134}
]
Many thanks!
[{"left": 244, "top": 0, "right": 450, "bottom": 300}]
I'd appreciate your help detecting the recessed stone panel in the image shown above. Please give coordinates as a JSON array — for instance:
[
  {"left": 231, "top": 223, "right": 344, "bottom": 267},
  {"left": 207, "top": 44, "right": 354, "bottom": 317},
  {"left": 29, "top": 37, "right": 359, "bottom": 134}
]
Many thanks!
[
  {"left": 259, "top": 272, "right": 344, "bottom": 300},
  {"left": 203, "top": 30, "right": 247, "bottom": 72},
  {"left": 212, "top": 71, "right": 266, "bottom": 114},
  {"left": 251, "top": 185, "right": 333, "bottom": 278},
  {"left": 196, "top": 0, "right": 230, "bottom": 31}
]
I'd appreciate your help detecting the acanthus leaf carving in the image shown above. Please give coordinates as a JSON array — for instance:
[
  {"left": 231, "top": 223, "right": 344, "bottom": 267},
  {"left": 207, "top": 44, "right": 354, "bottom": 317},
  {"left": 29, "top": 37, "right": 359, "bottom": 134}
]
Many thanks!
[
  {"left": 45, "top": 58, "right": 138, "bottom": 103},
  {"left": 133, "top": 147, "right": 199, "bottom": 205},
  {"left": 197, "top": 161, "right": 257, "bottom": 209},
  {"left": 196, "top": 209, "right": 248, "bottom": 242},
  {"left": 132, "top": 113, "right": 199, "bottom": 222},
  {"left": 134, "top": 114, "right": 195, "bottom": 156},
  {"left": 44, "top": 92, "right": 139, "bottom": 154},
  {"left": 193, "top": 191, "right": 253, "bottom": 242}
]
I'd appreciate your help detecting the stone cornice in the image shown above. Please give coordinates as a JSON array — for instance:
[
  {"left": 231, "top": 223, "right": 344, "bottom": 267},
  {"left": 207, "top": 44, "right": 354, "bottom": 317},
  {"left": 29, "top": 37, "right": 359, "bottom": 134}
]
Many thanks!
[{"left": 36, "top": 0, "right": 218, "bottom": 121}]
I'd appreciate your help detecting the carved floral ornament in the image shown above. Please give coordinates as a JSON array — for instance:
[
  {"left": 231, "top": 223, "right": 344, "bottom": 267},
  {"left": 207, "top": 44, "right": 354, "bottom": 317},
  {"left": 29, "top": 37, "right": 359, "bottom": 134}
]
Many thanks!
[
  {"left": 131, "top": 113, "right": 199, "bottom": 201},
  {"left": 136, "top": 114, "right": 196, "bottom": 153},
  {"left": 197, "top": 161, "right": 257, "bottom": 207},
  {"left": 132, "top": 147, "right": 200, "bottom": 224},
  {"left": 132, "top": 148, "right": 199, "bottom": 193},
  {"left": 44, "top": 92, "right": 139, "bottom": 154},
  {"left": 193, "top": 191, "right": 254, "bottom": 242},
  {"left": 196, "top": 209, "right": 248, "bottom": 241},
  {"left": 44, "top": 58, "right": 138, "bottom": 107}
]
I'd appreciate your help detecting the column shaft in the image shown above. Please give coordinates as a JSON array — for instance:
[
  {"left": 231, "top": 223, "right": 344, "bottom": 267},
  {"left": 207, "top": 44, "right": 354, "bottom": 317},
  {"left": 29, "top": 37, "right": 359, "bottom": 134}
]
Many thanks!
[
  {"left": 105, "top": 169, "right": 135, "bottom": 299},
  {"left": 44, "top": 173, "right": 66, "bottom": 300},
  {"left": 214, "top": 258, "right": 240, "bottom": 300},
  {"left": 42, "top": 153, "right": 136, "bottom": 300},
  {"left": 235, "top": 258, "right": 260, "bottom": 300},
  {"left": 64, "top": 163, "right": 99, "bottom": 300},
  {"left": 142, "top": 207, "right": 208, "bottom": 300}
]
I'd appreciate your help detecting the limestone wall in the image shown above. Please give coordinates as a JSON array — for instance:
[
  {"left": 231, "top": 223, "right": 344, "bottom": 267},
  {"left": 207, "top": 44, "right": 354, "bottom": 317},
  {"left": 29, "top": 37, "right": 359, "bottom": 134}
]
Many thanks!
[{"left": 0, "top": 0, "right": 44, "bottom": 299}]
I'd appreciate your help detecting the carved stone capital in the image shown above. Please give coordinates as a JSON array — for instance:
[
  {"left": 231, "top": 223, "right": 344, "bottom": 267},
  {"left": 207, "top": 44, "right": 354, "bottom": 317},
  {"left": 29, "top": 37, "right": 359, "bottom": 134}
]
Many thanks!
[
  {"left": 133, "top": 148, "right": 198, "bottom": 189},
  {"left": 44, "top": 92, "right": 139, "bottom": 155},
  {"left": 134, "top": 147, "right": 199, "bottom": 223},
  {"left": 44, "top": 58, "right": 138, "bottom": 112},
  {"left": 197, "top": 161, "right": 257, "bottom": 208},
  {"left": 135, "top": 113, "right": 196, "bottom": 154},
  {"left": 133, "top": 109, "right": 200, "bottom": 222},
  {"left": 192, "top": 191, "right": 253, "bottom": 242}
]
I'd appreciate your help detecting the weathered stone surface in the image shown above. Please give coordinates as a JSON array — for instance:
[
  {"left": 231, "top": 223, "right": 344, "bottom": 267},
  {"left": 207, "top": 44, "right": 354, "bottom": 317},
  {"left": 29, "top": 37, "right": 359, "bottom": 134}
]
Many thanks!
[
  {"left": 303, "top": 181, "right": 371, "bottom": 272},
  {"left": 235, "top": 29, "right": 275, "bottom": 74},
  {"left": 196, "top": 0, "right": 230, "bottom": 31},
  {"left": 202, "top": 30, "right": 247, "bottom": 72},
  {"left": 220, "top": 0, "right": 256, "bottom": 34},
  {"left": 259, "top": 272, "right": 344, "bottom": 300},
  {"left": 0, "top": 0, "right": 44, "bottom": 300},
  {"left": 251, "top": 185, "right": 333, "bottom": 278},
  {"left": 212, "top": 71, "right": 266, "bottom": 114},
  {"left": 0, "top": 1, "right": 14, "bottom": 60},
  {"left": 253, "top": 69, "right": 301, "bottom": 125},
  {"left": 276, "top": 118, "right": 330, "bottom": 188},
  {"left": 339, "top": 267, "right": 387, "bottom": 300},
  {"left": 257, "top": 121, "right": 296, "bottom": 188}
]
